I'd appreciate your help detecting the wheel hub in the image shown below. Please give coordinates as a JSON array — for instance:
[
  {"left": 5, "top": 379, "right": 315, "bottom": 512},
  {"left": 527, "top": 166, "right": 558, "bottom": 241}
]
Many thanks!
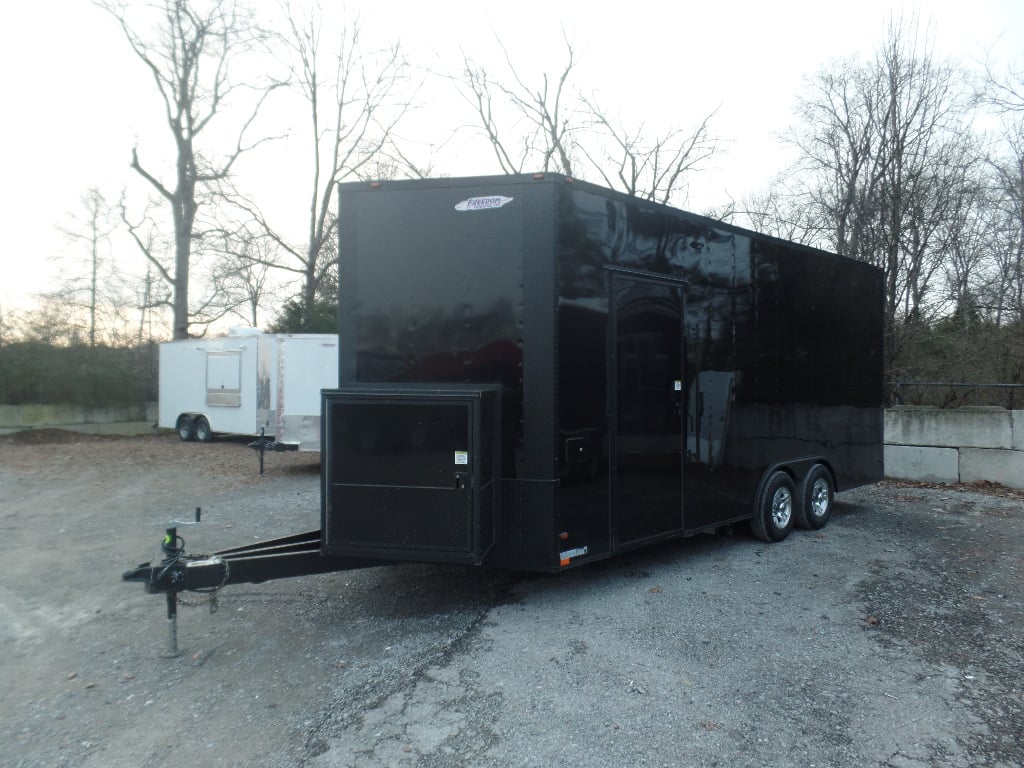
[
  {"left": 771, "top": 487, "right": 792, "bottom": 528},
  {"left": 810, "top": 478, "right": 830, "bottom": 518}
]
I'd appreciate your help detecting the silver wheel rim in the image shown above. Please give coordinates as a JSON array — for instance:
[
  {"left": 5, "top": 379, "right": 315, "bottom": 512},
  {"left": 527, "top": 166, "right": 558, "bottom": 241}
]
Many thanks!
[
  {"left": 810, "top": 478, "right": 830, "bottom": 519},
  {"left": 771, "top": 486, "right": 793, "bottom": 528}
]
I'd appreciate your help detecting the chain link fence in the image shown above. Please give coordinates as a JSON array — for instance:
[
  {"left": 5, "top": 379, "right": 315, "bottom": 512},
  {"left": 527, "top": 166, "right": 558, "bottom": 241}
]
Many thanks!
[{"left": 891, "top": 381, "right": 1024, "bottom": 409}]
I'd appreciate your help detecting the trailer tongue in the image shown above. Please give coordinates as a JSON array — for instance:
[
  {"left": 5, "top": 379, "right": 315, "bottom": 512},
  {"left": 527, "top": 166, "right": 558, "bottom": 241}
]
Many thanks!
[{"left": 122, "top": 509, "right": 387, "bottom": 655}]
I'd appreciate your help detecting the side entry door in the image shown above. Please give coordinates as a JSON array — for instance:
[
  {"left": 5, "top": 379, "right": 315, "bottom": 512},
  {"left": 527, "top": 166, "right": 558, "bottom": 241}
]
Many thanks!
[{"left": 608, "top": 269, "right": 686, "bottom": 547}]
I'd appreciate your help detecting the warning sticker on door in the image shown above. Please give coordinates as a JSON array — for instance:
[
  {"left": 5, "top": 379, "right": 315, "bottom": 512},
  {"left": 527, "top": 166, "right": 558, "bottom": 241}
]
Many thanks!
[{"left": 454, "top": 451, "right": 468, "bottom": 465}]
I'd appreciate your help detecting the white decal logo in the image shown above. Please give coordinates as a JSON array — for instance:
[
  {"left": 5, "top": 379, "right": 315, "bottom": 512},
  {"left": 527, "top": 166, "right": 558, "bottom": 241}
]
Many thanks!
[{"left": 454, "top": 196, "right": 514, "bottom": 212}]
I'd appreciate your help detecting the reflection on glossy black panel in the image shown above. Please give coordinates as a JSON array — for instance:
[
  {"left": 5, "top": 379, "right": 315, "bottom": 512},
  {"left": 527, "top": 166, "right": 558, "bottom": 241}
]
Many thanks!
[
  {"left": 329, "top": 401, "right": 469, "bottom": 487},
  {"left": 612, "top": 274, "right": 683, "bottom": 545},
  {"left": 340, "top": 184, "right": 522, "bottom": 389}
]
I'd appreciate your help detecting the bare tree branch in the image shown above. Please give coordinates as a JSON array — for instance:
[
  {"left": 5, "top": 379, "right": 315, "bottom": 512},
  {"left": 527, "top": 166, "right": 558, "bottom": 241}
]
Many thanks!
[{"left": 451, "top": 32, "right": 717, "bottom": 206}]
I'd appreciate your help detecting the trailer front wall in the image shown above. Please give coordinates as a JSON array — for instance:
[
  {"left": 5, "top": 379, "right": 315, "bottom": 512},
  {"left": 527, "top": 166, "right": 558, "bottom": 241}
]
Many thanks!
[
  {"left": 337, "top": 179, "right": 560, "bottom": 569},
  {"left": 275, "top": 335, "right": 339, "bottom": 451}
]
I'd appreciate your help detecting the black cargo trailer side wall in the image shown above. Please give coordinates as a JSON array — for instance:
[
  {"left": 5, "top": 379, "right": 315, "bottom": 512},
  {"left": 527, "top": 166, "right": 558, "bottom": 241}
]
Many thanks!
[{"left": 551, "top": 182, "right": 883, "bottom": 537}]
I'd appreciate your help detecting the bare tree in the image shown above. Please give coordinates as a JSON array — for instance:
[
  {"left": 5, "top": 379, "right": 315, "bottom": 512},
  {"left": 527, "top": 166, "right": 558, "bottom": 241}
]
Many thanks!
[
  {"left": 578, "top": 97, "right": 718, "bottom": 205},
  {"left": 977, "top": 64, "right": 1024, "bottom": 385},
  {"left": 734, "top": 177, "right": 829, "bottom": 244},
  {"left": 784, "top": 19, "right": 978, "bottom": 372},
  {"left": 989, "top": 135, "right": 1024, "bottom": 328},
  {"left": 457, "top": 35, "right": 578, "bottom": 176},
  {"left": 208, "top": 230, "right": 280, "bottom": 327},
  {"left": 224, "top": 4, "right": 413, "bottom": 330},
  {"left": 17, "top": 296, "right": 87, "bottom": 347},
  {"left": 57, "top": 188, "right": 117, "bottom": 348},
  {"left": 455, "top": 35, "right": 718, "bottom": 206},
  {"left": 130, "top": 267, "right": 171, "bottom": 344},
  {"left": 98, "top": 0, "right": 283, "bottom": 339},
  {"left": 982, "top": 57, "right": 1024, "bottom": 116},
  {"left": 981, "top": 63, "right": 1024, "bottom": 328},
  {"left": 46, "top": 189, "right": 165, "bottom": 348}
]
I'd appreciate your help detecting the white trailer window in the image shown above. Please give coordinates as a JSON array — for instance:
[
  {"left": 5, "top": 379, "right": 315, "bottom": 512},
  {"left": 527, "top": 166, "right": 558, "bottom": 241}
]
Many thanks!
[{"left": 206, "top": 351, "right": 242, "bottom": 407}]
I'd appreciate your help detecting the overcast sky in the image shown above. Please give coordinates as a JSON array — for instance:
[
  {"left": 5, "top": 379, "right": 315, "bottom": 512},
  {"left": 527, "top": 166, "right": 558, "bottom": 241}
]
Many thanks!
[{"left": 2, "top": 0, "right": 1021, "bottom": 319}]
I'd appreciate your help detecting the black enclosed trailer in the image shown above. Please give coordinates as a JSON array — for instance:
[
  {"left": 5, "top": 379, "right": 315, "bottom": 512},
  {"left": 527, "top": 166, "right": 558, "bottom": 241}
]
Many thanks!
[
  {"left": 318, "top": 173, "right": 883, "bottom": 574},
  {"left": 125, "top": 174, "right": 883, "bottom": 643}
]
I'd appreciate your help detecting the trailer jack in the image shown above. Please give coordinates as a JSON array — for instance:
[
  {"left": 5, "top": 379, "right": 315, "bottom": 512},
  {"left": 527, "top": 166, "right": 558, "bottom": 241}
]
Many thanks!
[
  {"left": 247, "top": 428, "right": 296, "bottom": 476},
  {"left": 123, "top": 508, "right": 384, "bottom": 655}
]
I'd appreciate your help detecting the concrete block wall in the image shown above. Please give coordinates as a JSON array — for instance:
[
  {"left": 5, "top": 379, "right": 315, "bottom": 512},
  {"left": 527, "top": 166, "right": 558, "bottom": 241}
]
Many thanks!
[
  {"left": 0, "top": 403, "right": 158, "bottom": 436},
  {"left": 885, "top": 407, "right": 1024, "bottom": 490}
]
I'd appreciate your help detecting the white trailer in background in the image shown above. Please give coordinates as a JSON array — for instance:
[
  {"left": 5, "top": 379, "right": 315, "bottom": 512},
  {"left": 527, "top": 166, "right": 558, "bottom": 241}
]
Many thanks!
[{"left": 158, "top": 329, "right": 338, "bottom": 451}]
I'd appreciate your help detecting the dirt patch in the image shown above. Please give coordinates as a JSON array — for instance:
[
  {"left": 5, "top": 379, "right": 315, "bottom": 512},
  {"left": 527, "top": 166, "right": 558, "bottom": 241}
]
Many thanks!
[
  {"left": 3, "top": 428, "right": 126, "bottom": 445},
  {"left": 0, "top": 430, "right": 319, "bottom": 490}
]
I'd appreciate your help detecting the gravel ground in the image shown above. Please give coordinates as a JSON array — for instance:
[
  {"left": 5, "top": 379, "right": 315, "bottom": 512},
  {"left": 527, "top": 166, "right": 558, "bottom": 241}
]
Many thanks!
[{"left": 1, "top": 431, "right": 1021, "bottom": 767}]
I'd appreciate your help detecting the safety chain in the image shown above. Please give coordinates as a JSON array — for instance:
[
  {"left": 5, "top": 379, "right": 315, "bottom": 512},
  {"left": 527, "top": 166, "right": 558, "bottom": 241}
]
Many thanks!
[{"left": 173, "top": 556, "right": 231, "bottom": 613}]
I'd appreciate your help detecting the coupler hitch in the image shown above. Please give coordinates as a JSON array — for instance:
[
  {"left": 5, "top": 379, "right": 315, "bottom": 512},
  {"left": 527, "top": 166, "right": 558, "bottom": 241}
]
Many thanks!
[{"left": 122, "top": 507, "right": 228, "bottom": 657}]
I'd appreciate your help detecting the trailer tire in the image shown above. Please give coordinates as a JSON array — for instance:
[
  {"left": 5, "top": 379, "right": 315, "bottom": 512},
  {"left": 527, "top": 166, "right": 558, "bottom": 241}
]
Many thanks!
[
  {"left": 194, "top": 416, "right": 213, "bottom": 443},
  {"left": 176, "top": 415, "right": 196, "bottom": 442},
  {"left": 752, "top": 470, "right": 796, "bottom": 543},
  {"left": 795, "top": 464, "right": 833, "bottom": 530}
]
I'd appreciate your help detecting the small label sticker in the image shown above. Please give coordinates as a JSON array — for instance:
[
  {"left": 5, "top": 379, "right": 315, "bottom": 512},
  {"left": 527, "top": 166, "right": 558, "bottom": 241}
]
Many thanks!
[
  {"left": 559, "top": 546, "right": 588, "bottom": 561},
  {"left": 454, "top": 451, "right": 469, "bottom": 465},
  {"left": 454, "top": 196, "right": 514, "bottom": 212}
]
